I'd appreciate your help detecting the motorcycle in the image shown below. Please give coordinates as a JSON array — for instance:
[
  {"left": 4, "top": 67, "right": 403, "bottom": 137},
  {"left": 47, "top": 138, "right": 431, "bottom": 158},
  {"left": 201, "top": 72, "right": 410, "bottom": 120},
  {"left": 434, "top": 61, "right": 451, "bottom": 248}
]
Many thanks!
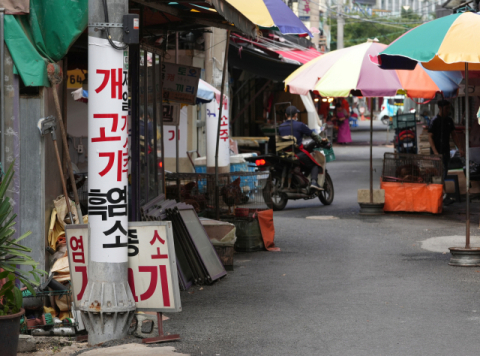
[{"left": 245, "top": 138, "right": 334, "bottom": 211}]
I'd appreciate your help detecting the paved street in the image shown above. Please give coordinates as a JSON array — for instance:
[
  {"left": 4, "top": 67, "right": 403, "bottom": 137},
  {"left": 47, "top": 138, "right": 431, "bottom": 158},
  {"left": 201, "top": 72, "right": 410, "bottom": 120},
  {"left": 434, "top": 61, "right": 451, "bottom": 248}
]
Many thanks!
[{"left": 163, "top": 121, "right": 480, "bottom": 356}]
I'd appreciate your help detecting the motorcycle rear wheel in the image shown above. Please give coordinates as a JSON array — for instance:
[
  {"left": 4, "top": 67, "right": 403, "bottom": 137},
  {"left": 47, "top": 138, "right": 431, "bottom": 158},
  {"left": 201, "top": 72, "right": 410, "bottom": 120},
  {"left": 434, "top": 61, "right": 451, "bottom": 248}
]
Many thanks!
[
  {"left": 318, "top": 172, "right": 334, "bottom": 205},
  {"left": 263, "top": 176, "right": 288, "bottom": 211}
]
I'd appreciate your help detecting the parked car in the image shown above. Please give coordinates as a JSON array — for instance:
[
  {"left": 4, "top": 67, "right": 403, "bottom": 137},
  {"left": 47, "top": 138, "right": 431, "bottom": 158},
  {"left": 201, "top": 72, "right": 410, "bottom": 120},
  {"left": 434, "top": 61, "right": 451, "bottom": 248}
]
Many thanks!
[{"left": 378, "top": 95, "right": 405, "bottom": 124}]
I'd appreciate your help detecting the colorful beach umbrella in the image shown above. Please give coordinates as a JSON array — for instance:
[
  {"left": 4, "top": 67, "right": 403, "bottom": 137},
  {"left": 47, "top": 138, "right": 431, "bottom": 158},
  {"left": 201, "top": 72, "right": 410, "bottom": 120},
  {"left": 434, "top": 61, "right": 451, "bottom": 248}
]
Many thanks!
[
  {"left": 377, "top": 12, "right": 480, "bottom": 71},
  {"left": 285, "top": 40, "right": 461, "bottom": 208},
  {"left": 226, "top": 0, "right": 313, "bottom": 37},
  {"left": 285, "top": 41, "right": 462, "bottom": 99},
  {"left": 376, "top": 12, "right": 480, "bottom": 254}
]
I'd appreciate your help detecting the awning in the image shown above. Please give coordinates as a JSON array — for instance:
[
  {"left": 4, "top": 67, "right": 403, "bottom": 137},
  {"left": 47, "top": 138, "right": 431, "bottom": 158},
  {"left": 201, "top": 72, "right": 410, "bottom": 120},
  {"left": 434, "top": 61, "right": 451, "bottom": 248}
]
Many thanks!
[
  {"left": 276, "top": 48, "right": 322, "bottom": 64},
  {"left": 197, "top": 79, "right": 227, "bottom": 104},
  {"left": 5, "top": 0, "right": 87, "bottom": 87},
  {"left": 229, "top": 41, "right": 300, "bottom": 82},
  {"left": 131, "top": 0, "right": 257, "bottom": 38}
]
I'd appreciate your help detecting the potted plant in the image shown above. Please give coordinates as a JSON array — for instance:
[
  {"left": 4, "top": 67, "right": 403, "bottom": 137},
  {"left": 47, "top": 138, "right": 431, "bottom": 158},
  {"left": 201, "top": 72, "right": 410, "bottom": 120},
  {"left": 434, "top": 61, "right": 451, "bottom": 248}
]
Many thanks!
[{"left": 0, "top": 163, "right": 45, "bottom": 355}]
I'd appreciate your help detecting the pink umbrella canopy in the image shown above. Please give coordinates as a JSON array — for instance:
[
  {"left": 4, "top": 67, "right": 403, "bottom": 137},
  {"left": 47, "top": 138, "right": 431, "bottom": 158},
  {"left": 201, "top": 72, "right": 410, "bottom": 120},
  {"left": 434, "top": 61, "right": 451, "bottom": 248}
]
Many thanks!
[{"left": 285, "top": 41, "right": 462, "bottom": 99}]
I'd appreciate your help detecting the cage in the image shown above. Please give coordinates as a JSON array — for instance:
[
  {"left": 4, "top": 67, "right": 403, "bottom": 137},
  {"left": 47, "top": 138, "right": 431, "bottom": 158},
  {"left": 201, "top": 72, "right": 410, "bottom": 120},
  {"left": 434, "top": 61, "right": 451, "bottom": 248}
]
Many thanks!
[
  {"left": 21, "top": 287, "right": 75, "bottom": 334},
  {"left": 165, "top": 171, "right": 271, "bottom": 218},
  {"left": 381, "top": 152, "right": 444, "bottom": 184}
]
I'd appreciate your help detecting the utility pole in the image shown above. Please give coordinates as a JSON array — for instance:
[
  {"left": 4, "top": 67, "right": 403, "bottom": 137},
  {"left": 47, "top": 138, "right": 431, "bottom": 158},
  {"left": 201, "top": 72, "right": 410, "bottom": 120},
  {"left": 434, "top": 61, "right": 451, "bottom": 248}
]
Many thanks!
[
  {"left": 337, "top": 0, "right": 344, "bottom": 49},
  {"left": 81, "top": 0, "right": 136, "bottom": 345}
]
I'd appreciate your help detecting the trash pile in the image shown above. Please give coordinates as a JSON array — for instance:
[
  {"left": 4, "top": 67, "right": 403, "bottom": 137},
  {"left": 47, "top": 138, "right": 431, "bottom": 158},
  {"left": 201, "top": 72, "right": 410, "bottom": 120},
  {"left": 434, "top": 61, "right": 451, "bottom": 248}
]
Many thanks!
[{"left": 21, "top": 195, "right": 87, "bottom": 337}]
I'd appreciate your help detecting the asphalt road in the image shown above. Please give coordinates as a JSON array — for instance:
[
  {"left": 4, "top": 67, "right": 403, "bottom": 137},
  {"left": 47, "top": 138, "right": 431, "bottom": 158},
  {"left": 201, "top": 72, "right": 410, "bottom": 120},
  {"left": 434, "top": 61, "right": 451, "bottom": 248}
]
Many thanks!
[{"left": 164, "top": 121, "right": 480, "bottom": 356}]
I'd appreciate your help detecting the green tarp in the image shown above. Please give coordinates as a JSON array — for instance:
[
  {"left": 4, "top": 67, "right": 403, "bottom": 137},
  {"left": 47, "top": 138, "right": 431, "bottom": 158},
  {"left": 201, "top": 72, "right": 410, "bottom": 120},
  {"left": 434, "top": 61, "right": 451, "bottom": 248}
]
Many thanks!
[{"left": 4, "top": 0, "right": 87, "bottom": 87}]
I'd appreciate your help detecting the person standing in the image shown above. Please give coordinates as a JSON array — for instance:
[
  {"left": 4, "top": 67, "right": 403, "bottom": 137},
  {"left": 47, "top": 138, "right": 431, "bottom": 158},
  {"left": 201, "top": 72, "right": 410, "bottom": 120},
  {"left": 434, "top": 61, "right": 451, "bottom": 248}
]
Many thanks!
[
  {"left": 333, "top": 103, "right": 352, "bottom": 144},
  {"left": 428, "top": 99, "right": 455, "bottom": 204}
]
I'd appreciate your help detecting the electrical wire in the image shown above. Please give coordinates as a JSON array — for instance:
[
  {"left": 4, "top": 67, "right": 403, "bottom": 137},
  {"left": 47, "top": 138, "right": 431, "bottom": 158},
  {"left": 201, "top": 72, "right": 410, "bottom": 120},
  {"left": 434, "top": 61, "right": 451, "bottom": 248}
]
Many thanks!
[{"left": 102, "top": 0, "right": 128, "bottom": 51}]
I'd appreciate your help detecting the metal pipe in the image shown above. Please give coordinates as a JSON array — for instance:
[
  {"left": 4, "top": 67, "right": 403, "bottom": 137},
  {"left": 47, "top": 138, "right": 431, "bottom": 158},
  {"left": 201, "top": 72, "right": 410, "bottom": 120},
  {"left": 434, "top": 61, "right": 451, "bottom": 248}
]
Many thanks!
[
  {"left": 215, "top": 30, "right": 231, "bottom": 220},
  {"left": 160, "top": 30, "right": 167, "bottom": 196},
  {"left": 0, "top": 8, "right": 4, "bottom": 172},
  {"left": 175, "top": 31, "right": 180, "bottom": 201},
  {"left": 130, "top": 44, "right": 140, "bottom": 220},
  {"left": 465, "top": 63, "right": 470, "bottom": 249},
  {"left": 143, "top": 50, "right": 149, "bottom": 203},
  {"left": 152, "top": 53, "right": 158, "bottom": 197},
  {"left": 370, "top": 97, "right": 373, "bottom": 204}
]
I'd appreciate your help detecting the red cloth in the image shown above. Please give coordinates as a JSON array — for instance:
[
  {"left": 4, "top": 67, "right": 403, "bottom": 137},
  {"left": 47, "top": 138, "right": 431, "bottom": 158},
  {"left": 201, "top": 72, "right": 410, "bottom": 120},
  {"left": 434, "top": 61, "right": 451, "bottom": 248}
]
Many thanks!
[{"left": 257, "top": 210, "right": 280, "bottom": 252}]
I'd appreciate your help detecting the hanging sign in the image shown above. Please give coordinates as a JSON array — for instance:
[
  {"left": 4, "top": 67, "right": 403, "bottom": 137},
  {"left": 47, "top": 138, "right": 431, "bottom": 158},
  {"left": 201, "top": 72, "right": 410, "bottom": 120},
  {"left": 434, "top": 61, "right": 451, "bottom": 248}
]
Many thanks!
[
  {"left": 161, "top": 63, "right": 201, "bottom": 105},
  {"left": 87, "top": 37, "right": 129, "bottom": 264},
  {"left": 162, "top": 102, "right": 181, "bottom": 126},
  {"left": 66, "top": 222, "right": 182, "bottom": 312}
]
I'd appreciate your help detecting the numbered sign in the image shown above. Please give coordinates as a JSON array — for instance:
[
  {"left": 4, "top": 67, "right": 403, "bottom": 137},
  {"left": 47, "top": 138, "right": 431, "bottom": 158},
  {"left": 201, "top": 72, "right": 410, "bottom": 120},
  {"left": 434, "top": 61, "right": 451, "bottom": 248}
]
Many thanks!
[{"left": 67, "top": 69, "right": 87, "bottom": 89}]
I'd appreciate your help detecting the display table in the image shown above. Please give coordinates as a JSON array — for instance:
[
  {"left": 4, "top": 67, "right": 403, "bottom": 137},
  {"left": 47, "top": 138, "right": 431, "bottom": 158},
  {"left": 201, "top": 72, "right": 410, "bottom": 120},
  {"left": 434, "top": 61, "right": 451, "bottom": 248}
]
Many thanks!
[{"left": 380, "top": 181, "right": 443, "bottom": 214}]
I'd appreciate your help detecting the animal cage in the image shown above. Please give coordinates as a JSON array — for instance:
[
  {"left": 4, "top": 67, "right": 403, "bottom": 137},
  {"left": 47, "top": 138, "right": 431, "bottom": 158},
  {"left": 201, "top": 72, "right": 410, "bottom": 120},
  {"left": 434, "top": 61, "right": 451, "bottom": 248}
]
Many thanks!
[
  {"left": 165, "top": 171, "right": 271, "bottom": 218},
  {"left": 381, "top": 152, "right": 444, "bottom": 184}
]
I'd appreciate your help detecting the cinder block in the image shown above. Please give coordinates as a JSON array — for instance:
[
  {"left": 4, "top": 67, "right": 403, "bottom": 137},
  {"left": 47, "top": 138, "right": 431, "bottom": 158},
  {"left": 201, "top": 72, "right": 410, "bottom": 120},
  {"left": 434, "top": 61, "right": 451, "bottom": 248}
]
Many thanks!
[
  {"left": 357, "top": 189, "right": 385, "bottom": 204},
  {"left": 18, "top": 334, "right": 36, "bottom": 352}
]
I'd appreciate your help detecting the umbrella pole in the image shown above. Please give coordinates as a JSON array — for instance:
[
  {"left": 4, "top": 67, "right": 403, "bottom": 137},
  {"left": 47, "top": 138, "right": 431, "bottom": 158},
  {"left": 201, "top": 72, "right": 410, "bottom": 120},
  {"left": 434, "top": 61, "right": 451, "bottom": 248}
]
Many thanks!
[
  {"left": 215, "top": 30, "right": 231, "bottom": 220},
  {"left": 465, "top": 63, "right": 471, "bottom": 249},
  {"left": 370, "top": 98, "right": 373, "bottom": 204}
]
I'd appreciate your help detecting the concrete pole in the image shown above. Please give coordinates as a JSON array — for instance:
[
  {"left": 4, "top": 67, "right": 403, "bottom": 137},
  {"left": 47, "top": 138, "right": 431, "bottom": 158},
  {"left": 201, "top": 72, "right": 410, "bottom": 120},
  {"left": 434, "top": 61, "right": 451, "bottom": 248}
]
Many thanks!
[
  {"left": 337, "top": 0, "right": 344, "bottom": 49},
  {"left": 81, "top": 0, "right": 136, "bottom": 345}
]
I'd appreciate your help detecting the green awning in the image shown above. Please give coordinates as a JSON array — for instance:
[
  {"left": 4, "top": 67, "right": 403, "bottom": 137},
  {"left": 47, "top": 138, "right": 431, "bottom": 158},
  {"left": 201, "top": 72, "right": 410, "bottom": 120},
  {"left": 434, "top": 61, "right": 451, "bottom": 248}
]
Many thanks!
[{"left": 4, "top": 0, "right": 87, "bottom": 87}]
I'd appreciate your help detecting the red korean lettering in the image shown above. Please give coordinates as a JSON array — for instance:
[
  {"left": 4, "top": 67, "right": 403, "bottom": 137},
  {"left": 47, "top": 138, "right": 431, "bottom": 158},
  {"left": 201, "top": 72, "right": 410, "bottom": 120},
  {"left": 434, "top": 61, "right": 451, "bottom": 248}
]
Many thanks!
[
  {"left": 128, "top": 268, "right": 139, "bottom": 302},
  {"left": 150, "top": 230, "right": 168, "bottom": 259},
  {"left": 70, "top": 236, "right": 85, "bottom": 264},
  {"left": 75, "top": 266, "right": 88, "bottom": 301},
  {"left": 92, "top": 114, "right": 121, "bottom": 142},
  {"left": 121, "top": 115, "right": 127, "bottom": 131},
  {"left": 139, "top": 266, "right": 158, "bottom": 301},
  {"left": 111, "top": 68, "right": 122, "bottom": 99},
  {"left": 95, "top": 69, "right": 110, "bottom": 94},
  {"left": 160, "top": 265, "right": 171, "bottom": 307},
  {"left": 95, "top": 68, "right": 122, "bottom": 99},
  {"left": 98, "top": 150, "right": 125, "bottom": 182}
]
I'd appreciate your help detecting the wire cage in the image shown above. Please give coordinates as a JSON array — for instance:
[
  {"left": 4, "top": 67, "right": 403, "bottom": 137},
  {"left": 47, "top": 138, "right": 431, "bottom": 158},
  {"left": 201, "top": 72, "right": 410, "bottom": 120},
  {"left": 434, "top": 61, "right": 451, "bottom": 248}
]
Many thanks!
[
  {"left": 165, "top": 171, "right": 271, "bottom": 218},
  {"left": 21, "top": 287, "right": 75, "bottom": 334},
  {"left": 381, "top": 152, "right": 444, "bottom": 184}
]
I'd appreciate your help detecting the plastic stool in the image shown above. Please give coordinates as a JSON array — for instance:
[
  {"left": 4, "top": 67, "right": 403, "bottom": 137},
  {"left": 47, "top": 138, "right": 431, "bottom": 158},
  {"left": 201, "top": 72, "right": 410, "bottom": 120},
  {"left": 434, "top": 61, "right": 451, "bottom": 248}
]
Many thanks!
[
  {"left": 445, "top": 175, "right": 461, "bottom": 202},
  {"left": 349, "top": 117, "right": 358, "bottom": 128}
]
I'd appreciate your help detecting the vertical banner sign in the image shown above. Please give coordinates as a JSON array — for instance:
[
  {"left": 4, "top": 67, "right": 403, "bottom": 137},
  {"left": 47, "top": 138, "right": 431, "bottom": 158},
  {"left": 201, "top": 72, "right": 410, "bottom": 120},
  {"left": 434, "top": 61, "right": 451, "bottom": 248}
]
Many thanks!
[
  {"left": 206, "top": 95, "right": 230, "bottom": 168},
  {"left": 88, "top": 36, "right": 129, "bottom": 263},
  {"left": 66, "top": 222, "right": 182, "bottom": 312}
]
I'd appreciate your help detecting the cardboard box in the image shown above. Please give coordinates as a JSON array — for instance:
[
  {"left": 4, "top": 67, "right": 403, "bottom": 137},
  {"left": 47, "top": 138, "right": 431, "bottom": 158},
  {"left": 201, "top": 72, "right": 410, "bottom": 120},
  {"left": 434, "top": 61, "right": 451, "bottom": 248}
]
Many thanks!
[{"left": 446, "top": 170, "right": 466, "bottom": 195}]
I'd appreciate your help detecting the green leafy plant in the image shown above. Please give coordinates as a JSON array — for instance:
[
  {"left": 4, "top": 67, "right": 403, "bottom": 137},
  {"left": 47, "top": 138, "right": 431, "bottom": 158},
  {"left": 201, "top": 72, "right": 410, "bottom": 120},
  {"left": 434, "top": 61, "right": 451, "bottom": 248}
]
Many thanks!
[{"left": 0, "top": 163, "right": 46, "bottom": 315}]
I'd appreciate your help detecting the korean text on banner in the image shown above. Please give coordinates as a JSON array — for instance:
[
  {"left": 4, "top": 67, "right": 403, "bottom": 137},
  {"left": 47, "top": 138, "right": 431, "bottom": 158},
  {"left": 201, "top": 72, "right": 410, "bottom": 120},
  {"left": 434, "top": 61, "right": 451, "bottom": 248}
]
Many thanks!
[
  {"left": 88, "top": 36, "right": 129, "bottom": 263},
  {"left": 66, "top": 222, "right": 182, "bottom": 312},
  {"left": 206, "top": 96, "right": 230, "bottom": 168}
]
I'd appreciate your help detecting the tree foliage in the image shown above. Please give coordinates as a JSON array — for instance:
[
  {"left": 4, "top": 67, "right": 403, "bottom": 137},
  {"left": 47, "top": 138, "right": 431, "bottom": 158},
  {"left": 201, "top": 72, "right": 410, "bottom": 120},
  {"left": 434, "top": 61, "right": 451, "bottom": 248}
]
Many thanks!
[{"left": 329, "top": 14, "right": 423, "bottom": 50}]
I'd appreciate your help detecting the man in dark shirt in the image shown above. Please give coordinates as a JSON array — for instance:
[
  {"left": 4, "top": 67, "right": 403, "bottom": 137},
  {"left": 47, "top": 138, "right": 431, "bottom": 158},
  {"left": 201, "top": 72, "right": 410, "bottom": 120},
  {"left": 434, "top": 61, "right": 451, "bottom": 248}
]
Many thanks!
[
  {"left": 278, "top": 106, "right": 323, "bottom": 190},
  {"left": 428, "top": 100, "right": 455, "bottom": 175},
  {"left": 428, "top": 99, "right": 455, "bottom": 204}
]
